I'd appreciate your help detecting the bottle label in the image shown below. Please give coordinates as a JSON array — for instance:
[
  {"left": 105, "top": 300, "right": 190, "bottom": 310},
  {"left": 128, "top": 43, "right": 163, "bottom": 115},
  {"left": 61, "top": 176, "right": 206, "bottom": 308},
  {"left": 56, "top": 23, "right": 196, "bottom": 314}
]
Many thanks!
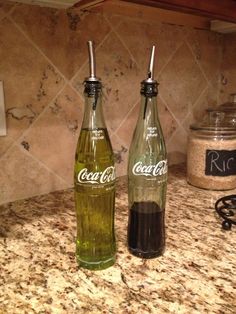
[
  {"left": 91, "top": 130, "right": 104, "bottom": 140},
  {"left": 77, "top": 166, "right": 116, "bottom": 184},
  {"left": 147, "top": 127, "right": 158, "bottom": 138},
  {"left": 205, "top": 149, "right": 236, "bottom": 176},
  {"left": 132, "top": 160, "right": 168, "bottom": 177}
]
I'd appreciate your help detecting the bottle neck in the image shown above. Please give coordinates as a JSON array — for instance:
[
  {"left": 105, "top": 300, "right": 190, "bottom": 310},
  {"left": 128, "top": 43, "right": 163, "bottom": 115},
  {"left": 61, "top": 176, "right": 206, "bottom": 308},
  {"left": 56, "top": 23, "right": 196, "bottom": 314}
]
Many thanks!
[
  {"left": 139, "top": 94, "right": 159, "bottom": 124},
  {"left": 138, "top": 81, "right": 159, "bottom": 127},
  {"left": 81, "top": 82, "right": 106, "bottom": 130}
]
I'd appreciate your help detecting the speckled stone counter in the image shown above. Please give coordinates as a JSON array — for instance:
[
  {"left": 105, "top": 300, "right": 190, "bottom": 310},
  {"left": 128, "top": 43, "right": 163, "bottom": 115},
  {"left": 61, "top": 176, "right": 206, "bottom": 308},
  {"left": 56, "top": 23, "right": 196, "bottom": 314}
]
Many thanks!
[{"left": 0, "top": 165, "right": 235, "bottom": 314}]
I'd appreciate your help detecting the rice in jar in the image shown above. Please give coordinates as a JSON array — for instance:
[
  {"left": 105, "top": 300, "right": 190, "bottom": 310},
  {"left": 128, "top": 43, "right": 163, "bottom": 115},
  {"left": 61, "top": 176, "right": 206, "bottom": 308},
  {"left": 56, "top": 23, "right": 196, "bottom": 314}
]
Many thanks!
[{"left": 187, "top": 111, "right": 236, "bottom": 190}]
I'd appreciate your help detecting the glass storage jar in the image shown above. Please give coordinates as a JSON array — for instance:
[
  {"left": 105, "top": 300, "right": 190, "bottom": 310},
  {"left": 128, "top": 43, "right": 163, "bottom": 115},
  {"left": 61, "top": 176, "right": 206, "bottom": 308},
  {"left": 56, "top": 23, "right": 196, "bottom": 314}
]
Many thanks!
[{"left": 187, "top": 111, "right": 236, "bottom": 190}]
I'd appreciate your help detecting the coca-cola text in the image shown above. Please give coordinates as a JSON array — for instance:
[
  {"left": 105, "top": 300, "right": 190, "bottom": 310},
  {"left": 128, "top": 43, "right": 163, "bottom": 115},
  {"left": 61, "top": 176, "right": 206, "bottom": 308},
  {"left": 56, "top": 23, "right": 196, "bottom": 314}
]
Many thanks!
[
  {"left": 132, "top": 160, "right": 167, "bottom": 176},
  {"left": 77, "top": 166, "right": 115, "bottom": 184}
]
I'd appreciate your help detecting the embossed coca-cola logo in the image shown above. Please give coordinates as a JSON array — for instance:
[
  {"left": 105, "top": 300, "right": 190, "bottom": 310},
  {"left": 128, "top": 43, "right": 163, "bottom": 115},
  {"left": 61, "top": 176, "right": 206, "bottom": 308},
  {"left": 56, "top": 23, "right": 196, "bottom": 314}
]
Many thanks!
[
  {"left": 77, "top": 166, "right": 116, "bottom": 184},
  {"left": 132, "top": 160, "right": 167, "bottom": 176}
]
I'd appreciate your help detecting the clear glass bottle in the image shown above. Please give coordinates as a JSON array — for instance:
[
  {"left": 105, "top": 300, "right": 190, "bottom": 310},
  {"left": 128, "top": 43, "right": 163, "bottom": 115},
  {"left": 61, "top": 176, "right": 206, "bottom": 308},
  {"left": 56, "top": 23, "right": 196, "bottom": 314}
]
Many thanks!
[
  {"left": 127, "top": 46, "right": 168, "bottom": 259},
  {"left": 187, "top": 111, "right": 236, "bottom": 190},
  {"left": 74, "top": 41, "right": 116, "bottom": 270}
]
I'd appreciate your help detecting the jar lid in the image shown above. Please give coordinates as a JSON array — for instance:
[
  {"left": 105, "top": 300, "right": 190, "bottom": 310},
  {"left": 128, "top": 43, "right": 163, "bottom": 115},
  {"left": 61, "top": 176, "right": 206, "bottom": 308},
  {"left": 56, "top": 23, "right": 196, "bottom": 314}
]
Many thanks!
[
  {"left": 190, "top": 110, "right": 236, "bottom": 133},
  {"left": 219, "top": 93, "right": 236, "bottom": 111}
]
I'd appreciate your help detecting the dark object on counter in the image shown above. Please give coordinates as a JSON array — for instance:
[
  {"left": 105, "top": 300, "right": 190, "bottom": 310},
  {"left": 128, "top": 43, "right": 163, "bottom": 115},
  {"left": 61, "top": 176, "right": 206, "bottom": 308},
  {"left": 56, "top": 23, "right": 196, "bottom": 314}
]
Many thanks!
[
  {"left": 128, "top": 202, "right": 165, "bottom": 258},
  {"left": 215, "top": 195, "right": 236, "bottom": 230}
]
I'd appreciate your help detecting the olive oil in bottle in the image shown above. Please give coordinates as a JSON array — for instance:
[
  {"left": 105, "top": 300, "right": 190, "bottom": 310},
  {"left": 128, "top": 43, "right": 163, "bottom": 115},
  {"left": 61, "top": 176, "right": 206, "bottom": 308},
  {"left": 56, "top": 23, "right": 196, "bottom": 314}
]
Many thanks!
[{"left": 74, "top": 41, "right": 116, "bottom": 270}]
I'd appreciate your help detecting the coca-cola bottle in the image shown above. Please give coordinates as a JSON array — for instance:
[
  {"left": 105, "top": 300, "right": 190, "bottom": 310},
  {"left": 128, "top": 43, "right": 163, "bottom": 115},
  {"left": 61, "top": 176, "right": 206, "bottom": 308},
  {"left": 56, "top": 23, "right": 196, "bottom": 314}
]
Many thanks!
[
  {"left": 127, "top": 46, "right": 168, "bottom": 258},
  {"left": 74, "top": 41, "right": 116, "bottom": 270}
]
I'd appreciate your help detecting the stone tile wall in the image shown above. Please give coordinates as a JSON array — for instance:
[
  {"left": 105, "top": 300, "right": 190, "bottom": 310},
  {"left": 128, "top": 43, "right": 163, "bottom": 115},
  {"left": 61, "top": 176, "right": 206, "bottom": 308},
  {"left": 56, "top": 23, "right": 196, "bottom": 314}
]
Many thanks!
[
  {"left": 0, "top": 0, "right": 229, "bottom": 204},
  {"left": 219, "top": 33, "right": 236, "bottom": 103}
]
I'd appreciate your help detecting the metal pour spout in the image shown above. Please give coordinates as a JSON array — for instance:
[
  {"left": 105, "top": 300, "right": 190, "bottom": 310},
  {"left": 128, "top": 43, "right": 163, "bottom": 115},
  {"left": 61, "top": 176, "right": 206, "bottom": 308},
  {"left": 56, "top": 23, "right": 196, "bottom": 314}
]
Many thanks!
[
  {"left": 145, "top": 45, "right": 156, "bottom": 83},
  {"left": 87, "top": 41, "right": 99, "bottom": 82},
  {"left": 142, "top": 45, "right": 157, "bottom": 119},
  {"left": 148, "top": 45, "right": 155, "bottom": 79}
]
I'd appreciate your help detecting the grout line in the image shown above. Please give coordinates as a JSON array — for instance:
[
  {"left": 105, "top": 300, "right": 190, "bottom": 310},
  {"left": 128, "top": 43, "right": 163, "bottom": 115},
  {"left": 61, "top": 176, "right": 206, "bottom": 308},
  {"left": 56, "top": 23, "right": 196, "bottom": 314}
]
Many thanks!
[
  {"left": 68, "top": 82, "right": 84, "bottom": 103},
  {"left": 8, "top": 15, "right": 70, "bottom": 84},
  {"left": 17, "top": 142, "right": 70, "bottom": 187},
  {"left": 185, "top": 37, "right": 210, "bottom": 86},
  {"left": 166, "top": 82, "right": 209, "bottom": 145},
  {"left": 0, "top": 141, "right": 69, "bottom": 189},
  {"left": 108, "top": 19, "right": 140, "bottom": 69},
  {"left": 158, "top": 92, "right": 182, "bottom": 130},
  {"left": 103, "top": 13, "right": 123, "bottom": 31},
  {"left": 106, "top": 12, "right": 186, "bottom": 79},
  {"left": 191, "top": 82, "right": 209, "bottom": 111},
  {"left": 166, "top": 122, "right": 188, "bottom": 147},
  {"left": 0, "top": 2, "right": 19, "bottom": 22},
  {"left": 158, "top": 93, "right": 183, "bottom": 145},
  {"left": 8, "top": 2, "right": 19, "bottom": 15},
  {"left": 17, "top": 83, "right": 68, "bottom": 142},
  {"left": 157, "top": 40, "right": 184, "bottom": 78},
  {"left": 0, "top": 82, "right": 67, "bottom": 164},
  {"left": 114, "top": 97, "right": 139, "bottom": 135},
  {"left": 162, "top": 81, "right": 208, "bottom": 146},
  {"left": 69, "top": 22, "right": 114, "bottom": 83},
  {"left": 216, "top": 35, "right": 224, "bottom": 106},
  {"left": 113, "top": 132, "right": 131, "bottom": 150},
  {"left": 8, "top": 9, "right": 87, "bottom": 108}
]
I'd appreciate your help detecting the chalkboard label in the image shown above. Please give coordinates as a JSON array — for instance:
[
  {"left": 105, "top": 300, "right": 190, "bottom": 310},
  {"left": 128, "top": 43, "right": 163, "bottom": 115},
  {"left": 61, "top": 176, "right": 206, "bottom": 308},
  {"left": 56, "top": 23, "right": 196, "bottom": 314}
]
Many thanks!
[{"left": 205, "top": 149, "right": 236, "bottom": 176}]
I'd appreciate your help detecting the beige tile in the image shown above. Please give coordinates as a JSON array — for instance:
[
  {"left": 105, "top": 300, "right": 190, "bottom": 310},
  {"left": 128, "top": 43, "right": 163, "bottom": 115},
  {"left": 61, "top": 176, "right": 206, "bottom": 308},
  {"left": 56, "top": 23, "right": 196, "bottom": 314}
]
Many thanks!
[
  {"left": 73, "top": 31, "right": 141, "bottom": 132},
  {"left": 116, "top": 20, "right": 184, "bottom": 74},
  {"left": 219, "top": 70, "right": 236, "bottom": 104},
  {"left": 111, "top": 134, "right": 128, "bottom": 177},
  {"left": 219, "top": 33, "right": 236, "bottom": 103},
  {"left": 11, "top": 5, "right": 111, "bottom": 79},
  {"left": 158, "top": 42, "right": 207, "bottom": 122},
  {"left": 21, "top": 85, "right": 83, "bottom": 185},
  {"left": 182, "top": 81, "right": 219, "bottom": 132},
  {"left": 90, "top": 5, "right": 122, "bottom": 29},
  {"left": 187, "top": 28, "right": 222, "bottom": 82},
  {"left": 158, "top": 95, "right": 178, "bottom": 142},
  {"left": 221, "top": 33, "right": 236, "bottom": 69},
  {"left": 0, "top": 0, "right": 15, "bottom": 17},
  {"left": 0, "top": 134, "right": 15, "bottom": 157},
  {"left": 104, "top": 13, "right": 122, "bottom": 29},
  {"left": 167, "top": 127, "right": 187, "bottom": 166},
  {"left": 0, "top": 17, "right": 64, "bottom": 157},
  {"left": 116, "top": 101, "right": 139, "bottom": 148},
  {"left": 0, "top": 145, "right": 67, "bottom": 205}
]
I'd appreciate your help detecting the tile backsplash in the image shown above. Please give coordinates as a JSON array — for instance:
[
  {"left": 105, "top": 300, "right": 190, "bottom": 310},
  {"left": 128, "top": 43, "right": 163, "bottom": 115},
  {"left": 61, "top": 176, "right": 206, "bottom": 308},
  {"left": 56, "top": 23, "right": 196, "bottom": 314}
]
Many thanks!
[{"left": 0, "top": 0, "right": 234, "bottom": 204}]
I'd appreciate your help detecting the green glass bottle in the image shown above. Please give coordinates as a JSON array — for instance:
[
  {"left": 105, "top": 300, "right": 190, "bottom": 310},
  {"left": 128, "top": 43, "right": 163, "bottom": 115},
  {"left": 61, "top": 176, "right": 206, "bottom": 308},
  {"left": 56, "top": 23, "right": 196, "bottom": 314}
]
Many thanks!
[
  {"left": 127, "top": 46, "right": 168, "bottom": 258},
  {"left": 74, "top": 41, "right": 116, "bottom": 270}
]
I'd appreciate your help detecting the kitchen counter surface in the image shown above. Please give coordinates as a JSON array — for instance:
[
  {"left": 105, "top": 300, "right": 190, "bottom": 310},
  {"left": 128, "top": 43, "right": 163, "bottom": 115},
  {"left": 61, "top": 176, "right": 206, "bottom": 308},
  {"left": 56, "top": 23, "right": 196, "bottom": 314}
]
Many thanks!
[{"left": 0, "top": 164, "right": 235, "bottom": 314}]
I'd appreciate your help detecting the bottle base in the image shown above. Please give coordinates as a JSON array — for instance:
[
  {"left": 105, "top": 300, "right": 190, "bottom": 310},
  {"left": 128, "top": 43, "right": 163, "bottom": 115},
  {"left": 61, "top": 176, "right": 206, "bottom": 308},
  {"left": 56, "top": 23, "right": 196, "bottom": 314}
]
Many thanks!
[
  {"left": 76, "top": 255, "right": 115, "bottom": 270},
  {"left": 128, "top": 247, "right": 165, "bottom": 259}
]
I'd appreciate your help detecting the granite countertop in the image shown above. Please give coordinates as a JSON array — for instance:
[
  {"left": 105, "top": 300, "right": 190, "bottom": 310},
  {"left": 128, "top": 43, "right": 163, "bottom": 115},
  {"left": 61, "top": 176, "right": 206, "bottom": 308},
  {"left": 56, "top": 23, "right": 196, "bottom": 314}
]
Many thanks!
[{"left": 0, "top": 164, "right": 235, "bottom": 314}]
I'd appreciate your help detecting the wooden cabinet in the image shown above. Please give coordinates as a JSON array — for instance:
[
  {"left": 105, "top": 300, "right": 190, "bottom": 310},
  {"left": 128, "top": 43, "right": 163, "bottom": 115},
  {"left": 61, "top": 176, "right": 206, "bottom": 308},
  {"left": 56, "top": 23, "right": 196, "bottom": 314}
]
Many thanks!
[
  {"left": 75, "top": 0, "right": 236, "bottom": 25},
  {"left": 122, "top": 0, "right": 236, "bottom": 23}
]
